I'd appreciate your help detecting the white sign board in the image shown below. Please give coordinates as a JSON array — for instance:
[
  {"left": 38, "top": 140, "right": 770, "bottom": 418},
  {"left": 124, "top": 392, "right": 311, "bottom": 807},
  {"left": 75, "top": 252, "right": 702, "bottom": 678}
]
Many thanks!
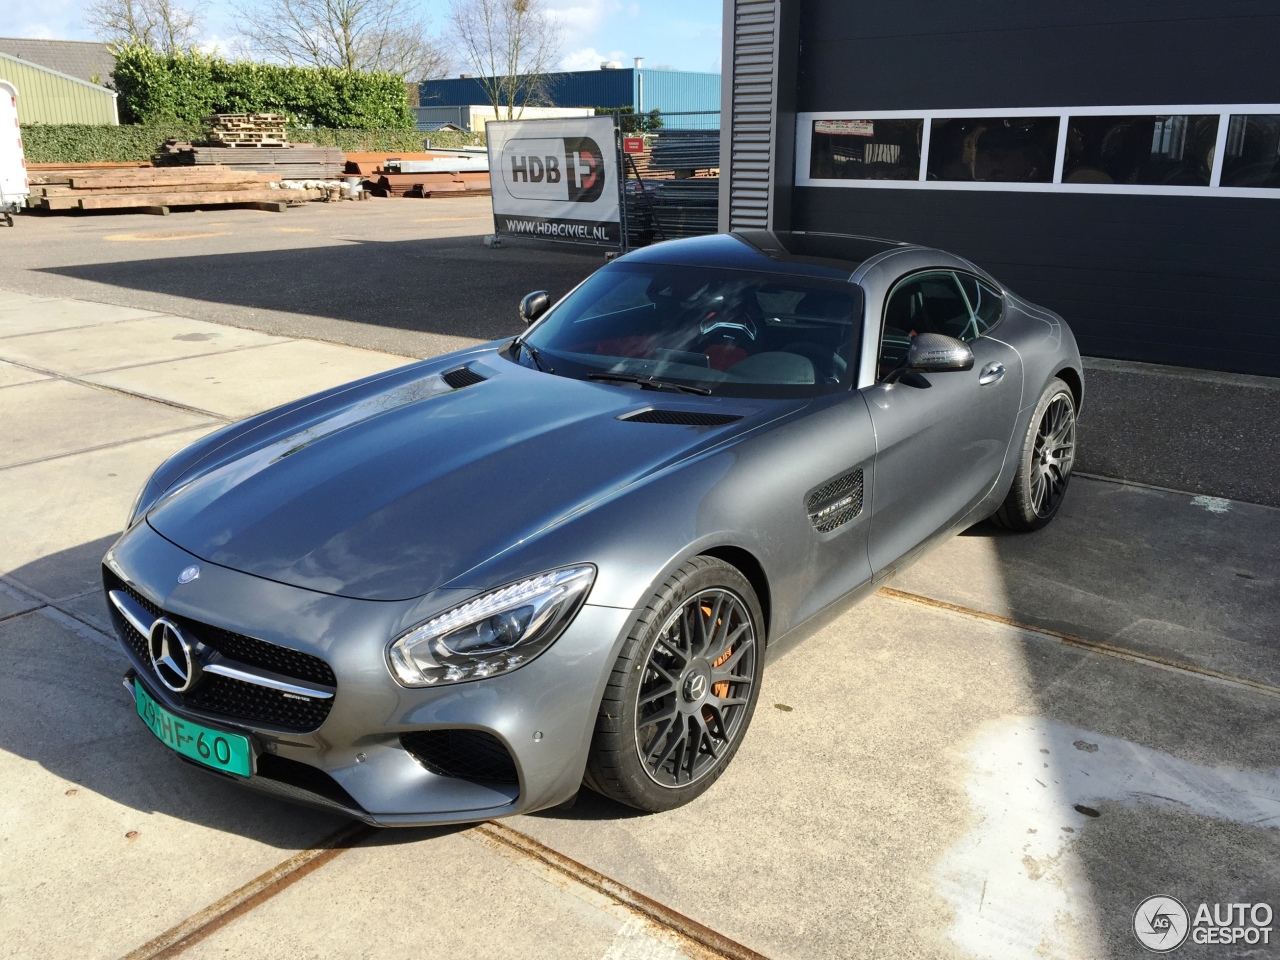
[{"left": 486, "top": 116, "right": 620, "bottom": 246}]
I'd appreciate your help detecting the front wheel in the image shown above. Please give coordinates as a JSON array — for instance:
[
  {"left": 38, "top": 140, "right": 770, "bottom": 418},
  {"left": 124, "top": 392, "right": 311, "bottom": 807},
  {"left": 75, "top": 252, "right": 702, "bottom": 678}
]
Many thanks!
[
  {"left": 585, "top": 556, "right": 764, "bottom": 812},
  {"left": 991, "top": 379, "right": 1077, "bottom": 531}
]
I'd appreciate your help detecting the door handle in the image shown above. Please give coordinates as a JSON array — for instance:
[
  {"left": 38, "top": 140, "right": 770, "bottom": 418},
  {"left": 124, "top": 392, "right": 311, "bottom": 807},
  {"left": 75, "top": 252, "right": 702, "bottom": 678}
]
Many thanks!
[{"left": 979, "top": 362, "right": 1005, "bottom": 385}]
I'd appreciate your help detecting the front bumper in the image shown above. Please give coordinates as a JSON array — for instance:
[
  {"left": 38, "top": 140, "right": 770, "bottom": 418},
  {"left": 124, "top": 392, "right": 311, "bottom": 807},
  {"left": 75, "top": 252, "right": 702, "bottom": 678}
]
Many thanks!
[{"left": 105, "top": 522, "right": 633, "bottom": 826}]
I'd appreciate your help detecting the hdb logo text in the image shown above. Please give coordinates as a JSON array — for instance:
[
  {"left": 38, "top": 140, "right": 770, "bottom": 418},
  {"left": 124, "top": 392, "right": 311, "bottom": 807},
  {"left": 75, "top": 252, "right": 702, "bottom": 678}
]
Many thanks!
[{"left": 502, "top": 137, "right": 605, "bottom": 203}]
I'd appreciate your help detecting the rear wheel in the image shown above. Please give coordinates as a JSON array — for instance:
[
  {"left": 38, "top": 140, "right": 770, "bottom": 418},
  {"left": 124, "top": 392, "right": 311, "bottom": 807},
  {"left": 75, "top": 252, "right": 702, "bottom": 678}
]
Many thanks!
[
  {"left": 585, "top": 557, "right": 764, "bottom": 811},
  {"left": 992, "top": 379, "right": 1077, "bottom": 531}
]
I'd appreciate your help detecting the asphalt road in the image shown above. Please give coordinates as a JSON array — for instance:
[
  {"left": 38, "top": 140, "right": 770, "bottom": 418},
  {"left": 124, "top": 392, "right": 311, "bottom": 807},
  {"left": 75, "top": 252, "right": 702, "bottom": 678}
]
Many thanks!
[{"left": 1, "top": 197, "right": 1276, "bottom": 505}]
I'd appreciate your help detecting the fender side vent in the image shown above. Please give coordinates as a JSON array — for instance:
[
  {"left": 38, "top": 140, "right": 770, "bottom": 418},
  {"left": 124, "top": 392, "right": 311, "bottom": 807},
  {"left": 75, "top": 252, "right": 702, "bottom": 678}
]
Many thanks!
[
  {"left": 807, "top": 468, "right": 864, "bottom": 533},
  {"left": 442, "top": 366, "right": 487, "bottom": 389},
  {"left": 620, "top": 410, "right": 742, "bottom": 426}
]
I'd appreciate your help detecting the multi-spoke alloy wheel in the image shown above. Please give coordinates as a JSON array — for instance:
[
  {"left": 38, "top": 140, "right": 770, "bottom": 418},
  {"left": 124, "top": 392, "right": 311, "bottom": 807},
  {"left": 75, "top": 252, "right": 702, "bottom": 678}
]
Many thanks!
[
  {"left": 993, "top": 378, "right": 1078, "bottom": 531},
  {"left": 1030, "top": 394, "right": 1076, "bottom": 518},
  {"left": 635, "top": 588, "right": 756, "bottom": 788},
  {"left": 586, "top": 557, "right": 765, "bottom": 811}
]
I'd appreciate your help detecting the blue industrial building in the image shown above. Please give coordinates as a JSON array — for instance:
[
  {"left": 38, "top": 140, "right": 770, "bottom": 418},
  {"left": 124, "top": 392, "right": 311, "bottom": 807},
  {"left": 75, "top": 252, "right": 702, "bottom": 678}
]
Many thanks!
[{"left": 419, "top": 67, "right": 720, "bottom": 129}]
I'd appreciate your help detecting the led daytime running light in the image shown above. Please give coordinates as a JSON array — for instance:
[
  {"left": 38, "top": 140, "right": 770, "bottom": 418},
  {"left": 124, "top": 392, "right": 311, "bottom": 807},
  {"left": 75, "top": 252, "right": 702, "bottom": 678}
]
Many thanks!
[{"left": 388, "top": 565, "right": 595, "bottom": 687}]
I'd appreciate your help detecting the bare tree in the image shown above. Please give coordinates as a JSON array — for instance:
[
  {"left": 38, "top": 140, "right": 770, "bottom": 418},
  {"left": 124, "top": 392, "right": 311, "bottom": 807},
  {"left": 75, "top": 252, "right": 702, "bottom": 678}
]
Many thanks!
[
  {"left": 234, "top": 0, "right": 452, "bottom": 81},
  {"left": 86, "top": 0, "right": 206, "bottom": 55},
  {"left": 448, "top": 0, "right": 563, "bottom": 120}
]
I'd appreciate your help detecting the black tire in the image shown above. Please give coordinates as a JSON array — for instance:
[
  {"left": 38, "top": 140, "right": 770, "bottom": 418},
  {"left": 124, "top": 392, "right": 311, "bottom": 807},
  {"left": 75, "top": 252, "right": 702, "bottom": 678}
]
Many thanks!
[
  {"left": 585, "top": 556, "right": 765, "bottom": 812},
  {"left": 991, "top": 378, "right": 1077, "bottom": 531}
]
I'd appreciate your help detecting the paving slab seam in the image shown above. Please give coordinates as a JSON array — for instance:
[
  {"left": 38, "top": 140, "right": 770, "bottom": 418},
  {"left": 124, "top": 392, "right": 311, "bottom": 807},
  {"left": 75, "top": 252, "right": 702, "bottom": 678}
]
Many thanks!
[
  {"left": 0, "top": 603, "right": 45, "bottom": 627},
  {"left": 0, "top": 315, "right": 167, "bottom": 340},
  {"left": 476, "top": 821, "right": 772, "bottom": 960},
  {"left": 1074, "top": 470, "right": 1279, "bottom": 510},
  {"left": 119, "top": 821, "right": 376, "bottom": 960},
  {"left": 70, "top": 339, "right": 294, "bottom": 377},
  {"left": 877, "top": 586, "right": 1280, "bottom": 700},
  {"left": 0, "top": 423, "right": 220, "bottom": 472},
  {"left": 0, "top": 358, "right": 233, "bottom": 422}
]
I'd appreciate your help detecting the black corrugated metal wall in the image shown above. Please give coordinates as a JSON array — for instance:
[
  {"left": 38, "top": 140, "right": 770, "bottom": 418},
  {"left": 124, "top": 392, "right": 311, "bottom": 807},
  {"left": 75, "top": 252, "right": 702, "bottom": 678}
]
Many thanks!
[{"left": 782, "top": 0, "right": 1280, "bottom": 376}]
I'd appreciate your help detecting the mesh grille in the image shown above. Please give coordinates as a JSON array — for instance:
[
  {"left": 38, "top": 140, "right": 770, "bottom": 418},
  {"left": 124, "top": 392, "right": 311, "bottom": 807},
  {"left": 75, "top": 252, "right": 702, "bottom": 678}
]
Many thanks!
[
  {"left": 620, "top": 409, "right": 743, "bottom": 426},
  {"left": 806, "top": 468, "right": 865, "bottom": 533},
  {"left": 105, "top": 568, "right": 335, "bottom": 731},
  {"left": 401, "top": 730, "right": 519, "bottom": 784},
  {"left": 442, "top": 366, "right": 487, "bottom": 389}
]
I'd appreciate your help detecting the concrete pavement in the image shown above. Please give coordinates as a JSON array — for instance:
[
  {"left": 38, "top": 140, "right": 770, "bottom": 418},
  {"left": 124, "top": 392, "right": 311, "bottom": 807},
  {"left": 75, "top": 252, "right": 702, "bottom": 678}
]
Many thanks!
[{"left": 2, "top": 288, "right": 1277, "bottom": 959}]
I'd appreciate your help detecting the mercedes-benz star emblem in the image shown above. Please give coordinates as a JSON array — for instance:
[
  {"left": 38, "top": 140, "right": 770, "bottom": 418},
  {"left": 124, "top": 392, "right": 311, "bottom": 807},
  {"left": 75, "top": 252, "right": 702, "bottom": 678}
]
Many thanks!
[
  {"left": 686, "top": 673, "right": 707, "bottom": 701},
  {"left": 177, "top": 564, "right": 200, "bottom": 585},
  {"left": 148, "top": 618, "right": 202, "bottom": 693}
]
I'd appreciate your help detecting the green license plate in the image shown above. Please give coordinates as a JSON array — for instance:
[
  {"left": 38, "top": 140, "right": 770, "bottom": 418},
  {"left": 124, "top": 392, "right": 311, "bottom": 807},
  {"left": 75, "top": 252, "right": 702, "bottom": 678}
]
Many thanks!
[{"left": 134, "top": 680, "right": 252, "bottom": 777}]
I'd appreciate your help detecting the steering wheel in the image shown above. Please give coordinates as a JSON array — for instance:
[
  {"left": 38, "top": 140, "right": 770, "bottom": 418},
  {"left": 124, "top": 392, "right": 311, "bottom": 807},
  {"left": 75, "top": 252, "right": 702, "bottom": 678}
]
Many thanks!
[{"left": 699, "top": 316, "right": 758, "bottom": 341}]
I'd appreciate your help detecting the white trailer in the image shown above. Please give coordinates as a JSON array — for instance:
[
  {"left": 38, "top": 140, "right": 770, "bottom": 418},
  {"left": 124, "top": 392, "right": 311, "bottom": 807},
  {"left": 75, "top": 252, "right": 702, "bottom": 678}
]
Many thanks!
[{"left": 0, "top": 80, "right": 29, "bottom": 227}]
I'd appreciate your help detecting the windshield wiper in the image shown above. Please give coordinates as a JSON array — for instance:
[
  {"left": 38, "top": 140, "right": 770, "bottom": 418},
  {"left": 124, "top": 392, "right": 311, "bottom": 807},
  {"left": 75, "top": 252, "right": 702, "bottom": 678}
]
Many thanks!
[
  {"left": 587, "top": 372, "right": 712, "bottom": 396},
  {"left": 511, "top": 336, "right": 552, "bottom": 373}
]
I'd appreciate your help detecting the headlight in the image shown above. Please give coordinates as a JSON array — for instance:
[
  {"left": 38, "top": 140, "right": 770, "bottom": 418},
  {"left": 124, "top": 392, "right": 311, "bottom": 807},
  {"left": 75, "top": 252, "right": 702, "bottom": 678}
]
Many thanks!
[{"left": 387, "top": 565, "right": 595, "bottom": 687}]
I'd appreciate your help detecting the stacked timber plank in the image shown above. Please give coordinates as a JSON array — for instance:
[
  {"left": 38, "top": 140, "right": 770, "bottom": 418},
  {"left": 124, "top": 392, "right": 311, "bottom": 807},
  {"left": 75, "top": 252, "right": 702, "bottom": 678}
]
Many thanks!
[
  {"left": 25, "top": 166, "right": 323, "bottom": 213},
  {"left": 201, "top": 113, "right": 287, "bottom": 146},
  {"left": 155, "top": 141, "right": 345, "bottom": 180},
  {"left": 344, "top": 152, "right": 490, "bottom": 198}
]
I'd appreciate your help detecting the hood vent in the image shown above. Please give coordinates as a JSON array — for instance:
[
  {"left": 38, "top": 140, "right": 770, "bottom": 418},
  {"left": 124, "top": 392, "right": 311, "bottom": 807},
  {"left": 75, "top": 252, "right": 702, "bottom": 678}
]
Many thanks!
[
  {"left": 620, "top": 409, "right": 743, "bottom": 426},
  {"left": 442, "top": 366, "right": 487, "bottom": 389},
  {"left": 807, "top": 468, "right": 864, "bottom": 532}
]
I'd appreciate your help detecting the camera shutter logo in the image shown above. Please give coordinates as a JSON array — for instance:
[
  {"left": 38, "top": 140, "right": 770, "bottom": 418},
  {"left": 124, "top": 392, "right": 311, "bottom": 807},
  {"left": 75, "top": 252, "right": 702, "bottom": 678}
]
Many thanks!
[{"left": 1134, "top": 895, "right": 1190, "bottom": 952}]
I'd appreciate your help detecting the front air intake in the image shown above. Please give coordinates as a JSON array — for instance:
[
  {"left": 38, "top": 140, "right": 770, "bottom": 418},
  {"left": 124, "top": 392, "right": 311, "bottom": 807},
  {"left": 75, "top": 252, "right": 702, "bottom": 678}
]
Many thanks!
[
  {"left": 442, "top": 366, "right": 487, "bottom": 389},
  {"left": 401, "top": 729, "right": 519, "bottom": 784},
  {"left": 806, "top": 468, "right": 864, "bottom": 532},
  {"left": 620, "top": 409, "right": 743, "bottom": 426}
]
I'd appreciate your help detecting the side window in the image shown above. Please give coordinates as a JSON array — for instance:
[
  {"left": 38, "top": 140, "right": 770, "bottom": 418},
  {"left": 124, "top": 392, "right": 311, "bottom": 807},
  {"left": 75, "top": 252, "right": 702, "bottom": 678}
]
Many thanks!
[
  {"left": 956, "top": 274, "right": 1005, "bottom": 335},
  {"left": 878, "top": 272, "right": 976, "bottom": 378}
]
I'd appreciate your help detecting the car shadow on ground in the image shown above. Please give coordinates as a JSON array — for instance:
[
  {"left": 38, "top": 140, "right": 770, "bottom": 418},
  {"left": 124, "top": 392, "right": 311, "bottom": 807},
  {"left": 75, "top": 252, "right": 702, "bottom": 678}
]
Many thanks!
[{"left": 38, "top": 236, "right": 603, "bottom": 347}]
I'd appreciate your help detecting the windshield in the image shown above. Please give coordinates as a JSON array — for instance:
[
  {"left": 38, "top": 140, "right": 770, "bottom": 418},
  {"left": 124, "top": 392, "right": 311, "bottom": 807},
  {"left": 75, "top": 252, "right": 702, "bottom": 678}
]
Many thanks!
[{"left": 516, "top": 262, "right": 864, "bottom": 398}]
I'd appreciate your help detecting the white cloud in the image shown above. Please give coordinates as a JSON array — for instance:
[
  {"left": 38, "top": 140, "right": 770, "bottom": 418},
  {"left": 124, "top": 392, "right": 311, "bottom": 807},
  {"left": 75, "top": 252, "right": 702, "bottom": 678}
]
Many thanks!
[
  {"left": 560, "top": 46, "right": 630, "bottom": 71},
  {"left": 19, "top": 24, "right": 57, "bottom": 39}
]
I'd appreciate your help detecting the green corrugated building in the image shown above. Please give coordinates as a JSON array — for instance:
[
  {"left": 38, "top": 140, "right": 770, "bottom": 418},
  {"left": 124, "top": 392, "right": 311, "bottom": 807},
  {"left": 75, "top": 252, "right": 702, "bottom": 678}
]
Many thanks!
[{"left": 0, "top": 51, "right": 118, "bottom": 124}]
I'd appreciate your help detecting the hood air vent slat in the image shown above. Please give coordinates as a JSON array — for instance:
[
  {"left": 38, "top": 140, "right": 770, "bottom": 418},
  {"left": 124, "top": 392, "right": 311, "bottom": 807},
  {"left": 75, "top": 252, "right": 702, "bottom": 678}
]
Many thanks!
[
  {"left": 621, "top": 410, "right": 743, "bottom": 426},
  {"left": 442, "top": 366, "right": 487, "bottom": 389}
]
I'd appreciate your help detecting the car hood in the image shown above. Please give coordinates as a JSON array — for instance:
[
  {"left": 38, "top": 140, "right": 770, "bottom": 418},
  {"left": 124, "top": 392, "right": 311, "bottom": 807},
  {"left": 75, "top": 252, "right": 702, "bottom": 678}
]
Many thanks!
[{"left": 147, "top": 353, "right": 786, "bottom": 601}]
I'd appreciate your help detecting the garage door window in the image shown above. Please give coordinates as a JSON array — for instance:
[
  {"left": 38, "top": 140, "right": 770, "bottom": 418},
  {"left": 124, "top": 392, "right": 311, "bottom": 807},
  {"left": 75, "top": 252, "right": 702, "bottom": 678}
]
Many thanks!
[
  {"left": 798, "top": 104, "right": 1280, "bottom": 198},
  {"left": 1221, "top": 115, "right": 1280, "bottom": 188},
  {"left": 927, "top": 117, "right": 1059, "bottom": 183},
  {"left": 1062, "top": 114, "right": 1219, "bottom": 186},
  {"left": 810, "top": 118, "right": 923, "bottom": 181}
]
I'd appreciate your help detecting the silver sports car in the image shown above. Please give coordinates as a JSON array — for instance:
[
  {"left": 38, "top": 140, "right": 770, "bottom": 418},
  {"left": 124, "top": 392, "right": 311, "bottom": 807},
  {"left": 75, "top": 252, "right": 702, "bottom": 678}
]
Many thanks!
[{"left": 103, "top": 231, "right": 1082, "bottom": 824}]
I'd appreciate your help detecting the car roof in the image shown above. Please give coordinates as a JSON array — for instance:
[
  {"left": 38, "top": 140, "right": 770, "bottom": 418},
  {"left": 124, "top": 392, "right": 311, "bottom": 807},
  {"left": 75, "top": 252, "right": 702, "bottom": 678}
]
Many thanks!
[{"left": 620, "top": 230, "right": 913, "bottom": 282}]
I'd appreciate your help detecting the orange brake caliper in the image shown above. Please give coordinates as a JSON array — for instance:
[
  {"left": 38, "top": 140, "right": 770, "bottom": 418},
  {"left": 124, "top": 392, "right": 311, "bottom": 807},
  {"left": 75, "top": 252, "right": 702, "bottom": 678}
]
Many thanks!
[{"left": 704, "top": 604, "right": 732, "bottom": 702}]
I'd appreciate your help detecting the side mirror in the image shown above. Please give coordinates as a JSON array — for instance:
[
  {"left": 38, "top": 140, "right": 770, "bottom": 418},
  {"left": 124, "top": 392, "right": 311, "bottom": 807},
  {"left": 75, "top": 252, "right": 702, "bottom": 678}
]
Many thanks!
[
  {"left": 519, "top": 290, "right": 551, "bottom": 325},
  {"left": 905, "top": 333, "right": 974, "bottom": 372}
]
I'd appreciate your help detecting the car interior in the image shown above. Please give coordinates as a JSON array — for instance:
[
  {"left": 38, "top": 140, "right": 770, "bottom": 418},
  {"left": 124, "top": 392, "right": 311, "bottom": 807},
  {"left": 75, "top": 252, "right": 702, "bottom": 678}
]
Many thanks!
[{"left": 547, "top": 270, "right": 860, "bottom": 387}]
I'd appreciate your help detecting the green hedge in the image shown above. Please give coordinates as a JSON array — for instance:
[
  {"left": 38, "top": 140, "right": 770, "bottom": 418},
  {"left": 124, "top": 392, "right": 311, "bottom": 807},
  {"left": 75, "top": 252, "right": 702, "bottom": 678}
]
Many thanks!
[
  {"left": 298, "top": 128, "right": 484, "bottom": 152},
  {"left": 112, "top": 45, "right": 414, "bottom": 129},
  {"left": 21, "top": 123, "right": 201, "bottom": 163},
  {"left": 20, "top": 124, "right": 486, "bottom": 163}
]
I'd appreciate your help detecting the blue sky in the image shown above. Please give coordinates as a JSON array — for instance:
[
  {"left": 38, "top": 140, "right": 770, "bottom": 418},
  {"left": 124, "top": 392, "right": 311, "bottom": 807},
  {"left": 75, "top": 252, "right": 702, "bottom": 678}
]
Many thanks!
[{"left": 1, "top": 0, "right": 723, "bottom": 74}]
